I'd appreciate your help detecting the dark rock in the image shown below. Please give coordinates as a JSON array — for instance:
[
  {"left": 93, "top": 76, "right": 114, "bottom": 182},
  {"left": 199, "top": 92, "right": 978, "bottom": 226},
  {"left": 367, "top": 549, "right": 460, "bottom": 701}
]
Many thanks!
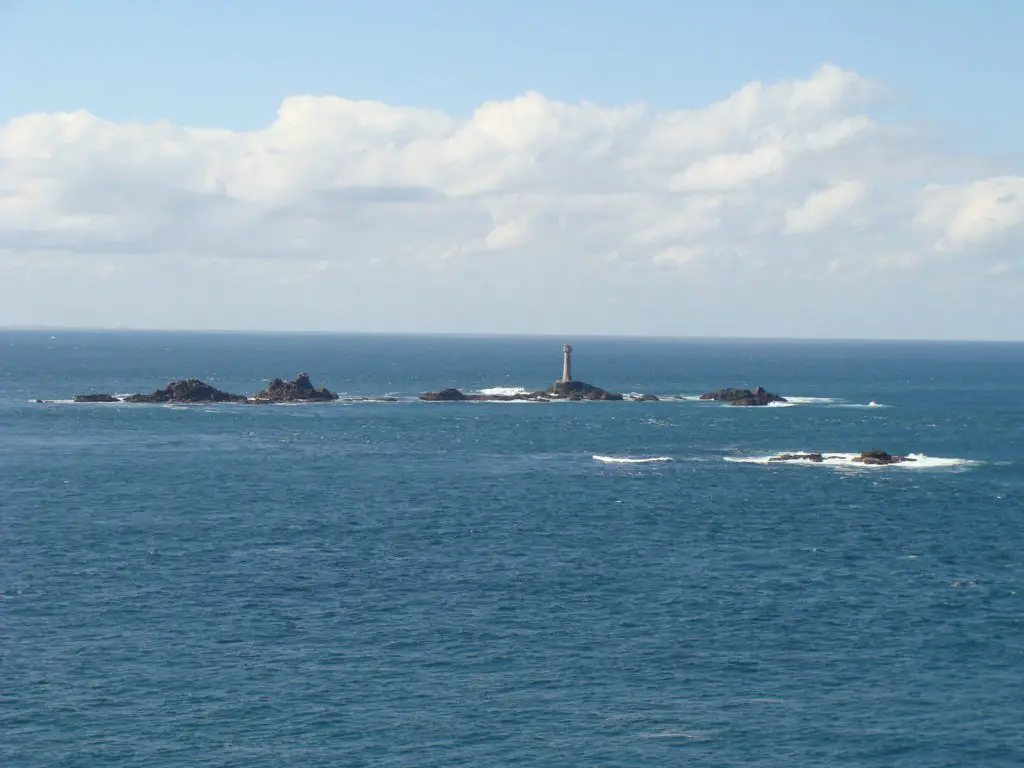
[
  {"left": 420, "top": 387, "right": 471, "bottom": 401},
  {"left": 851, "top": 450, "right": 916, "bottom": 465},
  {"left": 253, "top": 373, "right": 337, "bottom": 402},
  {"left": 73, "top": 393, "right": 120, "bottom": 403},
  {"left": 631, "top": 393, "right": 660, "bottom": 402},
  {"left": 699, "top": 387, "right": 787, "bottom": 406},
  {"left": 124, "top": 379, "right": 246, "bottom": 403},
  {"left": 420, "top": 380, "right": 624, "bottom": 403},
  {"left": 769, "top": 452, "right": 825, "bottom": 463},
  {"left": 546, "top": 379, "right": 624, "bottom": 401}
]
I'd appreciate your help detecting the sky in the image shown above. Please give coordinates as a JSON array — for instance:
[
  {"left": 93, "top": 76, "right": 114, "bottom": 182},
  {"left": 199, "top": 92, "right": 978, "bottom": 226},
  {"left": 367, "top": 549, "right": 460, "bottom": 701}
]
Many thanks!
[{"left": 1, "top": 0, "right": 1022, "bottom": 339}]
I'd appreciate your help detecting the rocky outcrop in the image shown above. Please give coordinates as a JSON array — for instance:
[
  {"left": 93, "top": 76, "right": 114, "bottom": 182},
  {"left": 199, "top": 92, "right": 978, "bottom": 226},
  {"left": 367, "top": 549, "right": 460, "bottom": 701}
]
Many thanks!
[
  {"left": 769, "top": 452, "right": 826, "bottom": 463},
  {"left": 851, "top": 450, "right": 916, "bottom": 465},
  {"left": 73, "top": 393, "right": 120, "bottom": 403},
  {"left": 546, "top": 380, "right": 624, "bottom": 401},
  {"left": 253, "top": 373, "right": 338, "bottom": 402},
  {"left": 420, "top": 380, "right": 627, "bottom": 402},
  {"left": 699, "top": 386, "right": 787, "bottom": 406},
  {"left": 630, "top": 393, "right": 660, "bottom": 402},
  {"left": 123, "top": 379, "right": 247, "bottom": 403},
  {"left": 420, "top": 388, "right": 474, "bottom": 401}
]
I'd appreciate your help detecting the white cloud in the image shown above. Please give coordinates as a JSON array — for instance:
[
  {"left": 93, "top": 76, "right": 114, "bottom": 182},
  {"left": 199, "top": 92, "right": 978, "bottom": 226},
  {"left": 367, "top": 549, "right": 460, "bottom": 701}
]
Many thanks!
[
  {"left": 0, "top": 63, "right": 1022, "bottom": 338},
  {"left": 915, "top": 176, "right": 1024, "bottom": 252},
  {"left": 784, "top": 180, "right": 866, "bottom": 234}
]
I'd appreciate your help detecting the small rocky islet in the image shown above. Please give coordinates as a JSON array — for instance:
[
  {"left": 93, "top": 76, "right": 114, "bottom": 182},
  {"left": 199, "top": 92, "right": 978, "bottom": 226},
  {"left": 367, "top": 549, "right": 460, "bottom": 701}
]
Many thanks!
[
  {"left": 71, "top": 373, "right": 371, "bottom": 405},
  {"left": 698, "top": 386, "right": 787, "bottom": 406}
]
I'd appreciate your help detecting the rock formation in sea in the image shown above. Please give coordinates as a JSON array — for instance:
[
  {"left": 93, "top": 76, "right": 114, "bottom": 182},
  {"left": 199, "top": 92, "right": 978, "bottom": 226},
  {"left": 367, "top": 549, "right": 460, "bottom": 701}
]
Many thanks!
[
  {"left": 851, "top": 450, "right": 916, "bottom": 465},
  {"left": 418, "top": 382, "right": 633, "bottom": 402},
  {"left": 122, "top": 379, "right": 247, "bottom": 403},
  {"left": 699, "top": 386, "right": 787, "bottom": 406},
  {"left": 252, "top": 373, "right": 338, "bottom": 402},
  {"left": 72, "top": 393, "right": 120, "bottom": 403},
  {"left": 419, "top": 344, "right": 640, "bottom": 402},
  {"left": 768, "top": 452, "right": 827, "bottom": 462},
  {"left": 765, "top": 450, "right": 916, "bottom": 465}
]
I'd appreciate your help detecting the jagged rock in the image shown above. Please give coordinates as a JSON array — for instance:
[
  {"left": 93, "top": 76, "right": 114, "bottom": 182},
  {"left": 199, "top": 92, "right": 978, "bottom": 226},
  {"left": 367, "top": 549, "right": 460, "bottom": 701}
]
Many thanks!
[
  {"left": 123, "top": 379, "right": 246, "bottom": 403},
  {"left": 73, "top": 393, "right": 120, "bottom": 403},
  {"left": 630, "top": 393, "right": 660, "bottom": 402},
  {"left": 769, "top": 453, "right": 825, "bottom": 463},
  {"left": 699, "top": 386, "right": 787, "bottom": 406},
  {"left": 851, "top": 450, "right": 915, "bottom": 465},
  {"left": 253, "top": 373, "right": 337, "bottom": 402}
]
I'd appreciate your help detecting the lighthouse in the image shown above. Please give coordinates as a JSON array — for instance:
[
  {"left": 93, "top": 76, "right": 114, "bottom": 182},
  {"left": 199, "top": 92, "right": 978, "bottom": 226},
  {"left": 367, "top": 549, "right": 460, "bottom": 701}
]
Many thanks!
[{"left": 561, "top": 344, "right": 573, "bottom": 383}]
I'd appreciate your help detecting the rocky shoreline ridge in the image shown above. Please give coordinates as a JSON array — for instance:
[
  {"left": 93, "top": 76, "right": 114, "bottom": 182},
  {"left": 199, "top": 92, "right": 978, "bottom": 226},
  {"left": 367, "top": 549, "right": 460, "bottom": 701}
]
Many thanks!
[{"left": 68, "top": 374, "right": 399, "bottom": 405}]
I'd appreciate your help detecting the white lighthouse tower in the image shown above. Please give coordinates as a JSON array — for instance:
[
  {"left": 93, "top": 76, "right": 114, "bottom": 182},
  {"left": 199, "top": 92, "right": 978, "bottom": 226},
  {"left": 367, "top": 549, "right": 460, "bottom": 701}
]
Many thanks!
[{"left": 561, "top": 344, "right": 573, "bottom": 383}]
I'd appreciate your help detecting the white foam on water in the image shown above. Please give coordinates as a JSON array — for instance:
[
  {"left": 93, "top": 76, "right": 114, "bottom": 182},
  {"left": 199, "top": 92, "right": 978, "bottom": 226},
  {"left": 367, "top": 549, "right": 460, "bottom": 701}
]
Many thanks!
[
  {"left": 593, "top": 454, "right": 674, "bottom": 464},
  {"left": 475, "top": 386, "right": 530, "bottom": 397},
  {"left": 782, "top": 396, "right": 841, "bottom": 404},
  {"left": 725, "top": 452, "right": 980, "bottom": 470}
]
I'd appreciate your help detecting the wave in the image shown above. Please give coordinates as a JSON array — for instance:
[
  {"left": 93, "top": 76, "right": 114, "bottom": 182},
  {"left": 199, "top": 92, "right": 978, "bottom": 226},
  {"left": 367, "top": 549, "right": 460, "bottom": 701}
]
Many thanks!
[
  {"left": 782, "top": 396, "right": 840, "bottom": 404},
  {"left": 593, "top": 454, "right": 674, "bottom": 464},
  {"left": 725, "top": 452, "right": 979, "bottom": 470}
]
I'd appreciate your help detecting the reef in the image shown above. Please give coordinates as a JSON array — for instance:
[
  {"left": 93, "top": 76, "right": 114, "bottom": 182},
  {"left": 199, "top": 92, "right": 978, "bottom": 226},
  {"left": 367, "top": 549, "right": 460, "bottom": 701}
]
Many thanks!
[
  {"left": 699, "top": 386, "right": 787, "bottom": 406},
  {"left": 72, "top": 393, "right": 120, "bottom": 403},
  {"left": 850, "top": 450, "right": 916, "bottom": 465}
]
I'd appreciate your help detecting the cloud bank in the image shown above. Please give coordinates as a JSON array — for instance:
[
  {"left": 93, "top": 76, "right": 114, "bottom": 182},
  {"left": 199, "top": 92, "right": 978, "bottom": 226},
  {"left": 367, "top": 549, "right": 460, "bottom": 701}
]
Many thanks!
[{"left": 1, "top": 64, "right": 1021, "bottom": 338}]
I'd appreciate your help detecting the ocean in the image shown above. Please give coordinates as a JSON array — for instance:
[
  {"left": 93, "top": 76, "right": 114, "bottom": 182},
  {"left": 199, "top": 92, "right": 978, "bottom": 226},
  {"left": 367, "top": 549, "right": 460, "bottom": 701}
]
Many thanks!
[{"left": 2, "top": 330, "right": 1022, "bottom": 766}]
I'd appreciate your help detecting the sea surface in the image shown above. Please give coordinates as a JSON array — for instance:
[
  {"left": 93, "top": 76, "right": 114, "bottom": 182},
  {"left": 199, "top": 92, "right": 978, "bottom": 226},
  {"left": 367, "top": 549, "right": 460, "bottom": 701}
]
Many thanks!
[{"left": 2, "top": 331, "right": 1023, "bottom": 767}]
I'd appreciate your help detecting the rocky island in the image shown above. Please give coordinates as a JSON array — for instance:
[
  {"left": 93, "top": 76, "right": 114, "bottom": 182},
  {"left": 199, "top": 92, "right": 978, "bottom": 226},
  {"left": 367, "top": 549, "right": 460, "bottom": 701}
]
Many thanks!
[
  {"left": 71, "top": 373, "right": 338, "bottom": 405},
  {"left": 700, "top": 386, "right": 787, "bottom": 406},
  {"left": 252, "top": 373, "right": 338, "bottom": 402},
  {"left": 419, "top": 344, "right": 645, "bottom": 402},
  {"left": 122, "top": 379, "right": 247, "bottom": 403}
]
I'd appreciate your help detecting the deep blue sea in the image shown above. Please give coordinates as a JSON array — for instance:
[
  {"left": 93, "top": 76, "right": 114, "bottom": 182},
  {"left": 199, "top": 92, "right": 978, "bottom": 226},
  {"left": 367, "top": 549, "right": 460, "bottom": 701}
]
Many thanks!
[{"left": 2, "top": 331, "right": 1023, "bottom": 766}]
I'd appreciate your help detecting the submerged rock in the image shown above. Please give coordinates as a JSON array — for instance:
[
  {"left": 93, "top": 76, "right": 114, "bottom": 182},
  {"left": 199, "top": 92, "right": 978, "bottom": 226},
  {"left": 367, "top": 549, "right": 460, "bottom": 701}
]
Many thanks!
[
  {"left": 699, "top": 386, "right": 787, "bottom": 406},
  {"left": 630, "top": 393, "right": 660, "bottom": 402},
  {"left": 73, "top": 393, "right": 120, "bottom": 403},
  {"left": 851, "top": 450, "right": 915, "bottom": 465},
  {"left": 419, "top": 388, "right": 472, "bottom": 401},
  {"left": 253, "top": 373, "right": 337, "bottom": 402},
  {"left": 123, "top": 379, "right": 246, "bottom": 403}
]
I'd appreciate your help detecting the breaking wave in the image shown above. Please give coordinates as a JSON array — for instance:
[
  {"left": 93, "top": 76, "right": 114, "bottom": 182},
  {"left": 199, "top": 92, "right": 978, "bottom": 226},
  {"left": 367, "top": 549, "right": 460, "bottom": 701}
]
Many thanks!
[
  {"left": 593, "top": 454, "right": 674, "bottom": 464},
  {"left": 475, "top": 386, "right": 530, "bottom": 397}
]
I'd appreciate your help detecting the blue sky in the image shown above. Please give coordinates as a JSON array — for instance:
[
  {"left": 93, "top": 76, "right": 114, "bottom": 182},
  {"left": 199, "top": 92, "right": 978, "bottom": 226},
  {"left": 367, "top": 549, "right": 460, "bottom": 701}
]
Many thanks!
[
  {"left": 0, "top": 1, "right": 1022, "bottom": 338},
  {"left": 3, "top": 0, "right": 1020, "bottom": 148}
]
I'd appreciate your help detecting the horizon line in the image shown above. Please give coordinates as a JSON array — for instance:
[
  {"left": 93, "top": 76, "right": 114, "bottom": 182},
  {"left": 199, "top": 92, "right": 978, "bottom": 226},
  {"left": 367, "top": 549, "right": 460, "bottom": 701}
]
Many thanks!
[{"left": 1, "top": 325, "right": 1022, "bottom": 345}]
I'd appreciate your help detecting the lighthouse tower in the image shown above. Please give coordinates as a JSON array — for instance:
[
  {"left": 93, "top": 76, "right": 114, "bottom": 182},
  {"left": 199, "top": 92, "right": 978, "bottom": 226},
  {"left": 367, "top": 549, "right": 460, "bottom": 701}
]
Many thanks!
[{"left": 561, "top": 344, "right": 573, "bottom": 383}]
